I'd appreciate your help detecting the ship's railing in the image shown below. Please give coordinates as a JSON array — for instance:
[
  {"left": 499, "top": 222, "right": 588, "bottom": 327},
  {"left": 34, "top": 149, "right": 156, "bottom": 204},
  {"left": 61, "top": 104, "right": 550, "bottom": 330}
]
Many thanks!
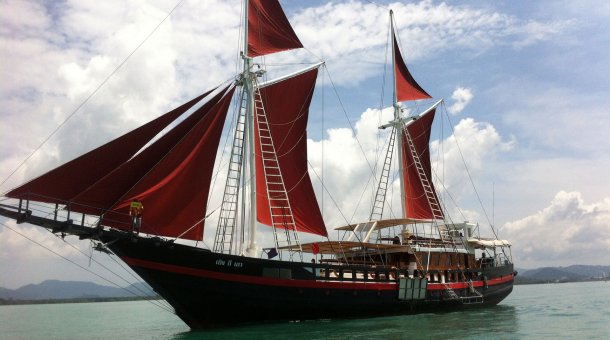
[
  {"left": 0, "top": 193, "right": 132, "bottom": 233},
  {"left": 477, "top": 250, "right": 513, "bottom": 268},
  {"left": 304, "top": 262, "right": 485, "bottom": 285},
  {"left": 403, "top": 236, "right": 467, "bottom": 251}
]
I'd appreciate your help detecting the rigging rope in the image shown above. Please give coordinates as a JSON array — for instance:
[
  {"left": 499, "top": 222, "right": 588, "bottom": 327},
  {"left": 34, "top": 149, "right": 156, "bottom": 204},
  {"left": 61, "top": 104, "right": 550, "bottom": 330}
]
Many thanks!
[
  {"left": 1, "top": 221, "right": 175, "bottom": 314},
  {"left": 0, "top": 0, "right": 187, "bottom": 194},
  {"left": 441, "top": 102, "right": 499, "bottom": 239}
]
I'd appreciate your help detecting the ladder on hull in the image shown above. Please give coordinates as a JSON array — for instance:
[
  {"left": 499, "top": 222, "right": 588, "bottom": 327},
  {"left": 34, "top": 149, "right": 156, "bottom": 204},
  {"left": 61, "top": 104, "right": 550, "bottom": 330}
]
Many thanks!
[
  {"left": 253, "top": 85, "right": 302, "bottom": 260},
  {"left": 442, "top": 282, "right": 485, "bottom": 304},
  {"left": 463, "top": 280, "right": 484, "bottom": 304},
  {"left": 442, "top": 283, "right": 460, "bottom": 300}
]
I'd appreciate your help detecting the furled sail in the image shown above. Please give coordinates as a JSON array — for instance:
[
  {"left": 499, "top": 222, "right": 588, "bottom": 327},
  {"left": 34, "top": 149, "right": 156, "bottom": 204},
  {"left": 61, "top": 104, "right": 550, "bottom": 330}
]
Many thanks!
[
  {"left": 6, "top": 89, "right": 216, "bottom": 204},
  {"left": 393, "top": 33, "right": 431, "bottom": 102},
  {"left": 254, "top": 68, "right": 328, "bottom": 237},
  {"left": 248, "top": 0, "right": 303, "bottom": 58},
  {"left": 401, "top": 108, "right": 443, "bottom": 220}
]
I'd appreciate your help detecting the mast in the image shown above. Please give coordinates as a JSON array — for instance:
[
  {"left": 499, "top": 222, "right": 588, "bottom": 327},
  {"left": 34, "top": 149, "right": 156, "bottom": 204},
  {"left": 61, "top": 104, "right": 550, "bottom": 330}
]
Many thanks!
[
  {"left": 390, "top": 10, "right": 407, "bottom": 221},
  {"left": 243, "top": 0, "right": 257, "bottom": 257}
]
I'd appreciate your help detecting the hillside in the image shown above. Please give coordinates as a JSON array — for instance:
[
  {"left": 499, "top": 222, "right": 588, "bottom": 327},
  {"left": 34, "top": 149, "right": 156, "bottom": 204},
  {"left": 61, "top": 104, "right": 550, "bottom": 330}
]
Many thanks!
[
  {"left": 0, "top": 280, "right": 156, "bottom": 301},
  {"left": 516, "top": 264, "right": 610, "bottom": 284}
]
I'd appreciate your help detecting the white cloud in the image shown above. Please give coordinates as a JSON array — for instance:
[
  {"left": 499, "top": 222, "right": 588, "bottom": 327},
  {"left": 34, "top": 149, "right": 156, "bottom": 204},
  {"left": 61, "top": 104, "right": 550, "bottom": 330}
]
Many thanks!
[
  {"left": 431, "top": 117, "right": 515, "bottom": 199},
  {"left": 288, "top": 0, "right": 571, "bottom": 85},
  {"left": 511, "top": 19, "right": 575, "bottom": 49},
  {"left": 502, "top": 191, "right": 610, "bottom": 268},
  {"left": 0, "top": 0, "right": 571, "bottom": 192},
  {"left": 0, "top": 0, "right": 605, "bottom": 288},
  {"left": 448, "top": 87, "right": 473, "bottom": 115}
]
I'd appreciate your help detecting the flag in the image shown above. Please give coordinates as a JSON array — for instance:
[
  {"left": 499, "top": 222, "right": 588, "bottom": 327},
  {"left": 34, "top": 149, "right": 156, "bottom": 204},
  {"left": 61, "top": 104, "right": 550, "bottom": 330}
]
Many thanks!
[
  {"left": 266, "top": 248, "right": 278, "bottom": 259},
  {"left": 312, "top": 243, "right": 320, "bottom": 255}
]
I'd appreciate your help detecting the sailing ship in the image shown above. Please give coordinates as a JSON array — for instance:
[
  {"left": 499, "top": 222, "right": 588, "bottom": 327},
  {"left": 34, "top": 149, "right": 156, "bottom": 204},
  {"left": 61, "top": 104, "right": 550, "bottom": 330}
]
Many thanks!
[{"left": 0, "top": 0, "right": 515, "bottom": 329}]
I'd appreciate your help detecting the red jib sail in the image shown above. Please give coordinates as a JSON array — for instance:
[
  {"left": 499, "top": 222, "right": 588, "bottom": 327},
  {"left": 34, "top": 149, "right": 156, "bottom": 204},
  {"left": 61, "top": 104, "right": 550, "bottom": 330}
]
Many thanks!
[
  {"left": 70, "top": 87, "right": 230, "bottom": 216},
  {"left": 401, "top": 108, "right": 443, "bottom": 220},
  {"left": 6, "top": 89, "right": 215, "bottom": 204},
  {"left": 248, "top": 0, "right": 303, "bottom": 58},
  {"left": 393, "top": 32, "right": 431, "bottom": 102},
  {"left": 254, "top": 68, "right": 328, "bottom": 237},
  {"left": 102, "top": 86, "right": 235, "bottom": 241}
]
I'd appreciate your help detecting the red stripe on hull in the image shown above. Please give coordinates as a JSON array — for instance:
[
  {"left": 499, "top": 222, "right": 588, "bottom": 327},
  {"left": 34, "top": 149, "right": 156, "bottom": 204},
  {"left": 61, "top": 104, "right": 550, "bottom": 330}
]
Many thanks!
[
  {"left": 122, "top": 256, "right": 398, "bottom": 291},
  {"left": 122, "top": 256, "right": 513, "bottom": 293},
  {"left": 427, "top": 273, "right": 514, "bottom": 290}
]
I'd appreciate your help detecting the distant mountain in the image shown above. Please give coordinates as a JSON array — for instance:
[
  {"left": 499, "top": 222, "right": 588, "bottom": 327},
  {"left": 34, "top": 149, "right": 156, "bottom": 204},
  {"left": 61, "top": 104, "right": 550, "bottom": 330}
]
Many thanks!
[
  {"left": 515, "top": 264, "right": 610, "bottom": 284},
  {"left": 562, "top": 265, "right": 610, "bottom": 278},
  {"left": 0, "top": 280, "right": 156, "bottom": 301},
  {"left": 521, "top": 267, "right": 587, "bottom": 281}
]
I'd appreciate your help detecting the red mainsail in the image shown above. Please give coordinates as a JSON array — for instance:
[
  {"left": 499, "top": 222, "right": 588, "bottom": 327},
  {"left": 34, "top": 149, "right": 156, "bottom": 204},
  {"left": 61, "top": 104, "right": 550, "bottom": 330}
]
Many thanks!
[
  {"left": 248, "top": 0, "right": 303, "bottom": 58},
  {"left": 254, "top": 68, "right": 327, "bottom": 237},
  {"left": 6, "top": 89, "right": 215, "bottom": 204},
  {"left": 393, "top": 33, "right": 431, "bottom": 102},
  {"left": 401, "top": 108, "right": 443, "bottom": 220}
]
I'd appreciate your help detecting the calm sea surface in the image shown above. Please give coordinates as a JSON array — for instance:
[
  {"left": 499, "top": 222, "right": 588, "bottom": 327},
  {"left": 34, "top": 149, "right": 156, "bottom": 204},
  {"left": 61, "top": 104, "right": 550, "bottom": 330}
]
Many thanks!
[{"left": 1, "top": 281, "right": 608, "bottom": 339}]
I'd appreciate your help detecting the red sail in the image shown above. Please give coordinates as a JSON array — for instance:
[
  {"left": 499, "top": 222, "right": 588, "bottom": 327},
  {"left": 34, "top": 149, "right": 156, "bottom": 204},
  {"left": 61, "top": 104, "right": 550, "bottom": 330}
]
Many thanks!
[
  {"left": 401, "top": 108, "right": 443, "bottom": 220},
  {"left": 393, "top": 33, "right": 431, "bottom": 102},
  {"left": 70, "top": 87, "right": 230, "bottom": 215},
  {"left": 255, "top": 69, "right": 328, "bottom": 237},
  {"left": 6, "top": 90, "right": 214, "bottom": 204},
  {"left": 248, "top": 0, "right": 303, "bottom": 58},
  {"left": 103, "top": 86, "right": 235, "bottom": 241}
]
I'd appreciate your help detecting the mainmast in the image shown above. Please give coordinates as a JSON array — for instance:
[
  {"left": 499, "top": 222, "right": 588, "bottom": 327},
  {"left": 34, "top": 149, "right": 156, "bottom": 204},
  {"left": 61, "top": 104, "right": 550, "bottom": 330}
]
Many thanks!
[
  {"left": 215, "top": 0, "right": 325, "bottom": 257},
  {"left": 243, "top": 0, "right": 258, "bottom": 257}
]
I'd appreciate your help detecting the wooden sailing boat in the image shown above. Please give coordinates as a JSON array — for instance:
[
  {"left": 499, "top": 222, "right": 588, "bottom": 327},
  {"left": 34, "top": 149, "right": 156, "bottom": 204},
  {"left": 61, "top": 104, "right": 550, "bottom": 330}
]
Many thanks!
[{"left": 0, "top": 1, "right": 515, "bottom": 329}]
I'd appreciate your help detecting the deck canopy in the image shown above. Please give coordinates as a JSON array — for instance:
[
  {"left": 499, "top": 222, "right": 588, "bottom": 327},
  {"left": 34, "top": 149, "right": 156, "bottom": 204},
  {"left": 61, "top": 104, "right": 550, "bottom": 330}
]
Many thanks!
[
  {"left": 468, "top": 238, "right": 512, "bottom": 249},
  {"left": 334, "top": 218, "right": 427, "bottom": 232},
  {"left": 279, "top": 241, "right": 411, "bottom": 255}
]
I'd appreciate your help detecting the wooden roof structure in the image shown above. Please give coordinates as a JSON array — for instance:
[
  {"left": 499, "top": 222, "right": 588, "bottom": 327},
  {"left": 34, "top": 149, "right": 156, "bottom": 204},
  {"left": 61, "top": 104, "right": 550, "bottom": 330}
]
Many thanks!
[
  {"left": 333, "top": 218, "right": 430, "bottom": 231},
  {"left": 278, "top": 240, "right": 412, "bottom": 255}
]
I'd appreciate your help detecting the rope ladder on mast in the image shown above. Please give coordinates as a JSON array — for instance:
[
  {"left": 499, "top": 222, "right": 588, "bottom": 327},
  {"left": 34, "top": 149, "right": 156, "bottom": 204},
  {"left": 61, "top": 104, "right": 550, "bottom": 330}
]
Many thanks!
[
  {"left": 368, "top": 126, "right": 397, "bottom": 243},
  {"left": 253, "top": 82, "right": 302, "bottom": 261},
  {"left": 213, "top": 90, "right": 247, "bottom": 254}
]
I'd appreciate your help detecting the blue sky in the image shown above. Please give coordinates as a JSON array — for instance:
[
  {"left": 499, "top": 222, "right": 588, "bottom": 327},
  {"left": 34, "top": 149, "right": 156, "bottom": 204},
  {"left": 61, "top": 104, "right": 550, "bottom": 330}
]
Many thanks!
[{"left": 1, "top": 0, "right": 609, "bottom": 288}]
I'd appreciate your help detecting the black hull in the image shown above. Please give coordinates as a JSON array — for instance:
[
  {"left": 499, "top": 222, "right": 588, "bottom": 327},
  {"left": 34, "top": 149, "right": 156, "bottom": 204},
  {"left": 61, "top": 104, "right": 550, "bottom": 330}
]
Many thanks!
[{"left": 102, "top": 233, "right": 515, "bottom": 329}]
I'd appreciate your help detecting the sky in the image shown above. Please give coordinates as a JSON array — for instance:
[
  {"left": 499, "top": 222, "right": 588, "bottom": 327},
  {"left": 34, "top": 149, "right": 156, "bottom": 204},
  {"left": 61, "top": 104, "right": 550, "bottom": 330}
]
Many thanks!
[{"left": 1, "top": 0, "right": 609, "bottom": 289}]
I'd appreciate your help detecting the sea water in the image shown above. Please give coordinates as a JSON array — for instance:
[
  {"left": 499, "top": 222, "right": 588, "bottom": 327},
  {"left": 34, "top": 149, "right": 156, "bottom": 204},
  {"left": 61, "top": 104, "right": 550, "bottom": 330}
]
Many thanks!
[{"left": 1, "top": 281, "right": 608, "bottom": 339}]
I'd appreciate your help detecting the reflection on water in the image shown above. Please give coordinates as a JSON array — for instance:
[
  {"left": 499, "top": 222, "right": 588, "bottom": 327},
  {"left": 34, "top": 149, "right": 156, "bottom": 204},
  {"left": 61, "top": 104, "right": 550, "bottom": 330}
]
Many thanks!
[
  {"left": 176, "top": 305, "right": 519, "bottom": 340},
  {"left": 178, "top": 282, "right": 610, "bottom": 339},
  {"left": 2, "top": 281, "right": 608, "bottom": 339}
]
